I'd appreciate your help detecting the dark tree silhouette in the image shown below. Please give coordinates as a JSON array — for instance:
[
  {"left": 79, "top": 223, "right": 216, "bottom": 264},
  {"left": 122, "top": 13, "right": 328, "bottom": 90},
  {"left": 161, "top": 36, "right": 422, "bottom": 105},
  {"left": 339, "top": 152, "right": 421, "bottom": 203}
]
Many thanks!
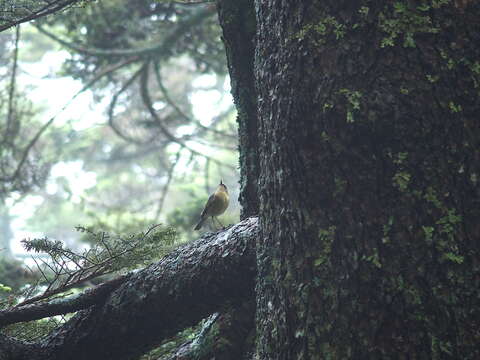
[{"left": 0, "top": 0, "right": 84, "bottom": 32}]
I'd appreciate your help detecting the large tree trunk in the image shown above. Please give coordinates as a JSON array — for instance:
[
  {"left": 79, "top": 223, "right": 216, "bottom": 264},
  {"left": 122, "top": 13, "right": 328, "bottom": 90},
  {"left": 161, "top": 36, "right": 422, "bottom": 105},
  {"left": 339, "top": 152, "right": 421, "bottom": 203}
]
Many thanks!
[{"left": 251, "top": 1, "right": 480, "bottom": 359}]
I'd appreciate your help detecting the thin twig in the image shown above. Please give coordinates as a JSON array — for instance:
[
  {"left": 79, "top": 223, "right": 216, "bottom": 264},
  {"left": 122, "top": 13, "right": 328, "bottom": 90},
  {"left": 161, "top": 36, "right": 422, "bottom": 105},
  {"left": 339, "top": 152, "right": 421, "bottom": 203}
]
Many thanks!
[
  {"left": 14, "top": 269, "right": 116, "bottom": 308},
  {"left": 155, "top": 151, "right": 181, "bottom": 219},
  {"left": 31, "top": 256, "right": 49, "bottom": 283},
  {"left": 5, "top": 25, "right": 20, "bottom": 143},
  {"left": 153, "top": 61, "right": 236, "bottom": 140},
  {"left": 107, "top": 64, "right": 147, "bottom": 144},
  {"left": 140, "top": 64, "right": 235, "bottom": 170},
  {"left": 173, "top": 0, "right": 214, "bottom": 6},
  {"left": 100, "top": 232, "right": 113, "bottom": 258},
  {"left": 15, "top": 224, "right": 166, "bottom": 308},
  {"left": 205, "top": 158, "right": 211, "bottom": 195},
  {"left": 0, "top": 55, "right": 140, "bottom": 183}
]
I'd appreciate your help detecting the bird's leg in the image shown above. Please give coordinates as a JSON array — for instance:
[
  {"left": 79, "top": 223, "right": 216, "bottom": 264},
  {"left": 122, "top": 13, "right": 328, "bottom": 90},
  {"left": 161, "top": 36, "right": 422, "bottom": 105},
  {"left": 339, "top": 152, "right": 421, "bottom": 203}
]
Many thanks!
[
  {"left": 210, "top": 217, "right": 218, "bottom": 229},
  {"left": 210, "top": 217, "right": 220, "bottom": 230},
  {"left": 215, "top": 217, "right": 224, "bottom": 228}
]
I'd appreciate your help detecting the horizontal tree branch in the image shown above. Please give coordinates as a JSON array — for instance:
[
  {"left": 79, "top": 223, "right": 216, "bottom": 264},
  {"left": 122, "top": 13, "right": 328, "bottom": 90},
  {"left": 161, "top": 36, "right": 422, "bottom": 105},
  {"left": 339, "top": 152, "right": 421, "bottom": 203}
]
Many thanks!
[
  {"left": 0, "top": 275, "right": 129, "bottom": 327},
  {"left": 0, "top": 217, "right": 258, "bottom": 360}
]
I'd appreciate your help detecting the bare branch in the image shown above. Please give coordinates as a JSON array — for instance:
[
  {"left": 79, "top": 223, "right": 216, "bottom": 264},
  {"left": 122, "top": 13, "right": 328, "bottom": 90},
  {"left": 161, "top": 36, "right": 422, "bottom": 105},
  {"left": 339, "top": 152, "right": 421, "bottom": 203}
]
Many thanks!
[
  {"left": 16, "top": 224, "right": 170, "bottom": 308},
  {"left": 107, "top": 64, "right": 149, "bottom": 145},
  {"left": 14, "top": 268, "right": 117, "bottom": 309},
  {"left": 31, "top": 256, "right": 49, "bottom": 284},
  {"left": 173, "top": 0, "right": 214, "bottom": 5},
  {"left": 205, "top": 157, "right": 211, "bottom": 195},
  {"left": 0, "top": 275, "right": 128, "bottom": 327},
  {"left": 5, "top": 25, "right": 20, "bottom": 142},
  {"left": 155, "top": 150, "right": 182, "bottom": 219},
  {"left": 140, "top": 64, "right": 235, "bottom": 170},
  {"left": 153, "top": 61, "right": 237, "bottom": 140}
]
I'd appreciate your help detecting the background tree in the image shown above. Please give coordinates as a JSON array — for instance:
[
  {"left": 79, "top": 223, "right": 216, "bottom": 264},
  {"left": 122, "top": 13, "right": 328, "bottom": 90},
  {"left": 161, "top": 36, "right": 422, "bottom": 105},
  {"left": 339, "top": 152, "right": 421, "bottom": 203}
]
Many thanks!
[{"left": 0, "top": 25, "right": 59, "bottom": 289}]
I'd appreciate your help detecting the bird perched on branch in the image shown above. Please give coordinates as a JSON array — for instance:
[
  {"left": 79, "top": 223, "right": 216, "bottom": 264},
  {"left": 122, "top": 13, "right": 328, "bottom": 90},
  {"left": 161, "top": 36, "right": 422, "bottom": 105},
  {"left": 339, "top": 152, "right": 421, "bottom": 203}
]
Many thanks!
[{"left": 194, "top": 180, "right": 229, "bottom": 230}]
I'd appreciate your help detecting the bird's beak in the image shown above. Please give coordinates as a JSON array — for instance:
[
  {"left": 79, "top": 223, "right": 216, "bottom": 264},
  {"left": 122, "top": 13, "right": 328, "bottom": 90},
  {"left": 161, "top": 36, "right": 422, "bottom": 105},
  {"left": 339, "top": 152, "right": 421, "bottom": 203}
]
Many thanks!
[{"left": 220, "top": 179, "right": 223, "bottom": 185}]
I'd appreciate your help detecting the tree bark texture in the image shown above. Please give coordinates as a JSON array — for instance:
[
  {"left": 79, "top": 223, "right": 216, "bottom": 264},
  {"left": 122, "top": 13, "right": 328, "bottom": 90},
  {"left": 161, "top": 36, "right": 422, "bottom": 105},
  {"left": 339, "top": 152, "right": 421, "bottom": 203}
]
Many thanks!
[
  {"left": 167, "top": 300, "right": 255, "bottom": 360},
  {"left": 253, "top": 1, "right": 480, "bottom": 359},
  {"left": 217, "top": 0, "right": 260, "bottom": 219},
  {"left": 0, "top": 218, "right": 257, "bottom": 360}
]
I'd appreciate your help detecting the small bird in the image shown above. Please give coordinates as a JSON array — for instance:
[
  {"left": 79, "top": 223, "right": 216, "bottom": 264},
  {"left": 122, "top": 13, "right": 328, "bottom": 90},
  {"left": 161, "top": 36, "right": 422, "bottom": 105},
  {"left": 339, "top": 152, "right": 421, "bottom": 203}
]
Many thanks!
[{"left": 194, "top": 180, "right": 229, "bottom": 230}]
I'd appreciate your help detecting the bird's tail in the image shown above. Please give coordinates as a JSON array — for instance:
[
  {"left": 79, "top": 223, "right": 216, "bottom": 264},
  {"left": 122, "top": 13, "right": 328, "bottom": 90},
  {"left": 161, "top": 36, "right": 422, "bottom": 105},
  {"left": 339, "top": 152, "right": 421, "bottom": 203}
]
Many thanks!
[{"left": 194, "top": 218, "right": 205, "bottom": 230}]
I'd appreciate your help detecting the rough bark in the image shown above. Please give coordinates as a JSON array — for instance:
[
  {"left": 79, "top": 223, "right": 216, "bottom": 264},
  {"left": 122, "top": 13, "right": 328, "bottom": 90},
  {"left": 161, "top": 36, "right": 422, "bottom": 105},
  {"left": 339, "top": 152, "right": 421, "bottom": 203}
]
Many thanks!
[
  {"left": 168, "top": 300, "right": 254, "bottom": 360},
  {"left": 0, "top": 275, "right": 128, "bottom": 327},
  {"left": 0, "top": 334, "right": 37, "bottom": 360},
  {"left": 217, "top": 0, "right": 259, "bottom": 219},
  {"left": 214, "top": 3, "right": 259, "bottom": 356},
  {"left": 253, "top": 1, "right": 480, "bottom": 359},
  {"left": 0, "top": 217, "right": 258, "bottom": 360}
]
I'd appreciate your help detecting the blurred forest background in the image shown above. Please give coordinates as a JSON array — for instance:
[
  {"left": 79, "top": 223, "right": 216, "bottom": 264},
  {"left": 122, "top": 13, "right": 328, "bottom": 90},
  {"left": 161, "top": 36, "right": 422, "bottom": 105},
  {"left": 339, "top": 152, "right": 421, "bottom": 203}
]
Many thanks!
[{"left": 0, "top": 0, "right": 240, "bottom": 297}]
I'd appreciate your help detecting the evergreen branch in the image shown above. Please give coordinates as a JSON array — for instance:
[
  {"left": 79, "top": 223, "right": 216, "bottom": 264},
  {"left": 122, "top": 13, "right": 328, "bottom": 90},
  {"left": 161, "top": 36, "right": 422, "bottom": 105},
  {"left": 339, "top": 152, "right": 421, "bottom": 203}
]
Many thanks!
[
  {"left": 33, "top": 7, "right": 213, "bottom": 58},
  {"left": 15, "top": 224, "right": 175, "bottom": 308}
]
